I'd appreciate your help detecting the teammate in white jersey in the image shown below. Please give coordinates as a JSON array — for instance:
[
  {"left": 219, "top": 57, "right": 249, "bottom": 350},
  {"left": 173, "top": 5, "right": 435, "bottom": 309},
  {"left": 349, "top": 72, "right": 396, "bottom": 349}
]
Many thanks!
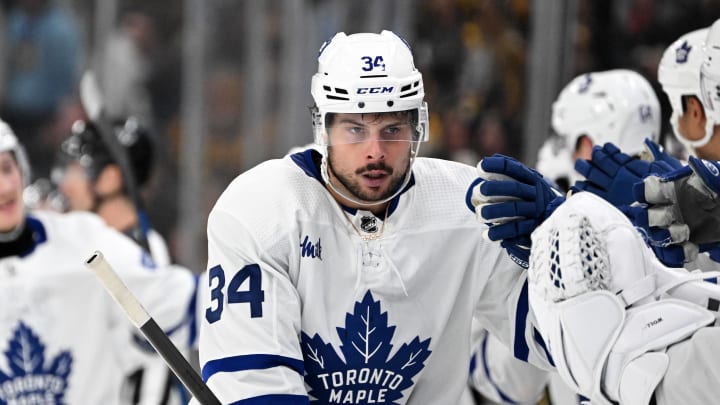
[
  {"left": 0, "top": 118, "right": 196, "bottom": 404},
  {"left": 469, "top": 27, "right": 720, "bottom": 405},
  {"left": 197, "top": 30, "right": 553, "bottom": 404},
  {"left": 55, "top": 118, "right": 171, "bottom": 266},
  {"left": 470, "top": 69, "right": 663, "bottom": 405},
  {"left": 572, "top": 24, "right": 720, "bottom": 270},
  {"left": 54, "top": 118, "right": 191, "bottom": 405}
]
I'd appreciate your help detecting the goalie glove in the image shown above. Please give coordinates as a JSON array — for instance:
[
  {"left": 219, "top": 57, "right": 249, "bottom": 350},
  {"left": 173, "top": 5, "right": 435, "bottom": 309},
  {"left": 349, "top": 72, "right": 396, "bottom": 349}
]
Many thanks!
[
  {"left": 572, "top": 142, "right": 676, "bottom": 207},
  {"left": 468, "top": 154, "right": 564, "bottom": 269},
  {"left": 635, "top": 157, "right": 720, "bottom": 246},
  {"left": 528, "top": 192, "right": 719, "bottom": 405}
]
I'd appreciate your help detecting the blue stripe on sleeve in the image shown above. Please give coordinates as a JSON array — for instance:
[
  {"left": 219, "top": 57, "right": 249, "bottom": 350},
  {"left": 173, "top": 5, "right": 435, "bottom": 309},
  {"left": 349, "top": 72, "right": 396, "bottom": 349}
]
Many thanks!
[
  {"left": 228, "top": 394, "right": 309, "bottom": 405},
  {"left": 202, "top": 354, "right": 305, "bottom": 382},
  {"left": 533, "top": 328, "right": 555, "bottom": 367},
  {"left": 187, "top": 274, "right": 199, "bottom": 348},
  {"left": 513, "top": 280, "right": 530, "bottom": 361}
]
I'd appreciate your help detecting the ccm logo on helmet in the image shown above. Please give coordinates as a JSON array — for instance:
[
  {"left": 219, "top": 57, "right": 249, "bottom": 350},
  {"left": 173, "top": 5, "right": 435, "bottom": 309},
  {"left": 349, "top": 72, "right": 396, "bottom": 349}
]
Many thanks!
[{"left": 357, "top": 86, "right": 394, "bottom": 94}]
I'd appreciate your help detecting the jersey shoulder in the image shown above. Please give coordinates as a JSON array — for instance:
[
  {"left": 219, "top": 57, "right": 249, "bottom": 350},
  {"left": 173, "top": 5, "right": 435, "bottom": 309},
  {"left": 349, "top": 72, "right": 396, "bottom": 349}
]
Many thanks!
[
  {"left": 30, "top": 210, "right": 150, "bottom": 271},
  {"left": 408, "top": 157, "right": 478, "bottom": 224},
  {"left": 208, "top": 153, "right": 332, "bottom": 249}
]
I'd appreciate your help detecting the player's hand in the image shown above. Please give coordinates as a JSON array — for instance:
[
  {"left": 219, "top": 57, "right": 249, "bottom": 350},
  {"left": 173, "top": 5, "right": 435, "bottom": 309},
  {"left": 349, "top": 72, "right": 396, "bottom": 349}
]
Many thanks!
[
  {"left": 640, "top": 138, "right": 684, "bottom": 170},
  {"left": 635, "top": 157, "right": 720, "bottom": 246},
  {"left": 468, "top": 154, "right": 565, "bottom": 268},
  {"left": 572, "top": 142, "right": 676, "bottom": 206},
  {"left": 619, "top": 204, "right": 698, "bottom": 267}
]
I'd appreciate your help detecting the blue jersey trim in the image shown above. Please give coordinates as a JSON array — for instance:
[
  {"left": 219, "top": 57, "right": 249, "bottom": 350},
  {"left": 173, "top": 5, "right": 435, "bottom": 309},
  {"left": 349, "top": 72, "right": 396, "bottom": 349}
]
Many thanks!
[
  {"left": 481, "top": 332, "right": 518, "bottom": 404},
  {"left": 290, "top": 149, "right": 323, "bottom": 184},
  {"left": 513, "top": 280, "right": 530, "bottom": 361},
  {"left": 187, "top": 274, "right": 200, "bottom": 348},
  {"left": 469, "top": 351, "right": 477, "bottom": 375},
  {"left": 228, "top": 394, "right": 309, "bottom": 405},
  {"left": 20, "top": 215, "right": 48, "bottom": 257},
  {"left": 533, "top": 328, "right": 555, "bottom": 367},
  {"left": 202, "top": 354, "right": 305, "bottom": 382},
  {"left": 465, "top": 177, "right": 483, "bottom": 214}
]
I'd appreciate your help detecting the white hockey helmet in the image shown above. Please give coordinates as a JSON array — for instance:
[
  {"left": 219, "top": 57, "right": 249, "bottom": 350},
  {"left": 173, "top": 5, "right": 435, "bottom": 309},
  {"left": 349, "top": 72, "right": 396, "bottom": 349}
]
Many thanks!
[
  {"left": 701, "top": 20, "right": 720, "bottom": 124},
  {"left": 536, "top": 134, "right": 574, "bottom": 189},
  {"left": 310, "top": 30, "right": 428, "bottom": 206},
  {"left": 551, "top": 69, "right": 660, "bottom": 157},
  {"left": 311, "top": 30, "right": 429, "bottom": 146},
  {"left": 658, "top": 27, "right": 715, "bottom": 152},
  {"left": 0, "top": 119, "right": 31, "bottom": 186}
]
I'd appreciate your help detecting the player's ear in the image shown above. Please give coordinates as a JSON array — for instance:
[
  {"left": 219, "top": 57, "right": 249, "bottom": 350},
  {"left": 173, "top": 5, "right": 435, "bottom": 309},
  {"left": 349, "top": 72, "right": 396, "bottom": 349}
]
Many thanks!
[
  {"left": 95, "top": 164, "right": 124, "bottom": 194},
  {"left": 574, "top": 135, "right": 593, "bottom": 161},
  {"left": 687, "top": 96, "right": 706, "bottom": 121},
  {"left": 683, "top": 96, "right": 710, "bottom": 136}
]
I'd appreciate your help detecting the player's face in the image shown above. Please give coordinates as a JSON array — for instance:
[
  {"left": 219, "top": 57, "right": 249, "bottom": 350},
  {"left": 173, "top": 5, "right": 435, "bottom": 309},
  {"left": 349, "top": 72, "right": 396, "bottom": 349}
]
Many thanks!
[
  {"left": 57, "top": 162, "right": 95, "bottom": 211},
  {"left": 326, "top": 112, "right": 413, "bottom": 203},
  {"left": 0, "top": 152, "right": 25, "bottom": 232}
]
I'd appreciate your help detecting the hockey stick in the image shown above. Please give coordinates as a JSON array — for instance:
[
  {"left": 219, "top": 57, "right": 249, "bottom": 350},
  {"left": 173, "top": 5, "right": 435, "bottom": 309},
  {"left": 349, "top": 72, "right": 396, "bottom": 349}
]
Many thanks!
[
  {"left": 79, "top": 71, "right": 151, "bottom": 252},
  {"left": 84, "top": 250, "right": 221, "bottom": 405}
]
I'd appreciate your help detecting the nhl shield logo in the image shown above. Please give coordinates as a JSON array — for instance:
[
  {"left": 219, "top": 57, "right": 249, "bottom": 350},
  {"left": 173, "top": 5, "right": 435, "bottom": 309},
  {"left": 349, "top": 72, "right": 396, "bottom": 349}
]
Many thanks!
[{"left": 360, "top": 216, "right": 378, "bottom": 233}]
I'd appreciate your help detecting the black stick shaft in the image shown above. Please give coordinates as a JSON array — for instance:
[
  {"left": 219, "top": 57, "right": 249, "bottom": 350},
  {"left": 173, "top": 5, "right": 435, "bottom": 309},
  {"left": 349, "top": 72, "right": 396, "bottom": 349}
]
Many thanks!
[
  {"left": 139, "top": 318, "right": 221, "bottom": 405},
  {"left": 84, "top": 251, "right": 221, "bottom": 405}
]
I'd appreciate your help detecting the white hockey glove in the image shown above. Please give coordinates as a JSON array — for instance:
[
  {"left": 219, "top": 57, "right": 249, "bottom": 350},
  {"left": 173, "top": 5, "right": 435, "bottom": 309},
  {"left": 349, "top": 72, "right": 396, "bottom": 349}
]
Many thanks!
[{"left": 528, "top": 192, "right": 719, "bottom": 405}]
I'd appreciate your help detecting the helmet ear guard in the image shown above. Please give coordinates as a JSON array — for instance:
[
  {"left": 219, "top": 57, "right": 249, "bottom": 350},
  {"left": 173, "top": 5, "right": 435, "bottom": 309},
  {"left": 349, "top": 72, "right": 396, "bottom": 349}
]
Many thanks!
[{"left": 658, "top": 27, "right": 717, "bottom": 152}]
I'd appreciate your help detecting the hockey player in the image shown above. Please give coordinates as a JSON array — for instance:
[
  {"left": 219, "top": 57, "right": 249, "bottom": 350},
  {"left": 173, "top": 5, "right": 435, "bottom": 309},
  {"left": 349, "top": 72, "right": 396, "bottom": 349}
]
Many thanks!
[
  {"left": 469, "top": 25, "right": 720, "bottom": 404},
  {"left": 469, "top": 69, "right": 664, "bottom": 405},
  {"left": 54, "top": 118, "right": 191, "bottom": 404},
  {"left": 628, "top": 20, "right": 720, "bottom": 261},
  {"left": 0, "top": 119, "right": 196, "bottom": 404},
  {"left": 55, "top": 118, "right": 170, "bottom": 266},
  {"left": 197, "top": 30, "right": 549, "bottom": 404},
  {"left": 569, "top": 24, "right": 720, "bottom": 268}
]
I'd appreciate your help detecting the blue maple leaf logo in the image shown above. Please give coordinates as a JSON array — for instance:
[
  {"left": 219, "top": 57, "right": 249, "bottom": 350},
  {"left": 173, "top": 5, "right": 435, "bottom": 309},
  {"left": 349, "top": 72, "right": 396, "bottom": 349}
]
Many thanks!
[
  {"left": 301, "top": 291, "right": 432, "bottom": 404},
  {"left": 0, "top": 322, "right": 73, "bottom": 404}
]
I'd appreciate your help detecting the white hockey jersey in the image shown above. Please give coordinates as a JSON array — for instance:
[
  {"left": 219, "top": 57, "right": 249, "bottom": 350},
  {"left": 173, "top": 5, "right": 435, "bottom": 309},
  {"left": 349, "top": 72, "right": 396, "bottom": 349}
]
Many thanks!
[
  {"left": 199, "top": 150, "right": 542, "bottom": 404},
  {"left": 0, "top": 211, "right": 196, "bottom": 405}
]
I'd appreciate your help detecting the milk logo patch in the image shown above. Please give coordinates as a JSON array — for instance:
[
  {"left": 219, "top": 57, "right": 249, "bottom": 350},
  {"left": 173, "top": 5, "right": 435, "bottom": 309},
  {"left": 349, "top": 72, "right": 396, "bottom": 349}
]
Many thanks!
[
  {"left": 301, "top": 291, "right": 432, "bottom": 404},
  {"left": 0, "top": 322, "right": 72, "bottom": 404},
  {"left": 301, "top": 235, "right": 323, "bottom": 260}
]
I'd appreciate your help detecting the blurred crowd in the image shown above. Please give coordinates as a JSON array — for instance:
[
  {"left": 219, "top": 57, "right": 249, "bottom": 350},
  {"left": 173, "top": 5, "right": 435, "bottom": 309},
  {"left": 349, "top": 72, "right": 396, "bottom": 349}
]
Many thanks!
[{"left": 1, "top": 0, "right": 720, "bottom": 267}]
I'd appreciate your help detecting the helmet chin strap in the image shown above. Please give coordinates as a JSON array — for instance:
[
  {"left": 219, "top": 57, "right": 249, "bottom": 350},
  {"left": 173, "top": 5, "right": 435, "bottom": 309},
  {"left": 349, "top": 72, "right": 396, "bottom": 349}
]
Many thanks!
[
  {"left": 671, "top": 111, "right": 716, "bottom": 155},
  {"left": 321, "top": 143, "right": 420, "bottom": 208}
]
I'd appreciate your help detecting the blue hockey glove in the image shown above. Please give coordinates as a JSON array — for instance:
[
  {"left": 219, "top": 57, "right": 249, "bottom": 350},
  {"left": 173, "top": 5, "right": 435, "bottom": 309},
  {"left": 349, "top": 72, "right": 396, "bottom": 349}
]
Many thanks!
[
  {"left": 640, "top": 138, "right": 683, "bottom": 170},
  {"left": 469, "top": 154, "right": 565, "bottom": 268},
  {"left": 572, "top": 142, "right": 676, "bottom": 206},
  {"left": 635, "top": 157, "right": 720, "bottom": 246},
  {"left": 619, "top": 204, "right": 697, "bottom": 267}
]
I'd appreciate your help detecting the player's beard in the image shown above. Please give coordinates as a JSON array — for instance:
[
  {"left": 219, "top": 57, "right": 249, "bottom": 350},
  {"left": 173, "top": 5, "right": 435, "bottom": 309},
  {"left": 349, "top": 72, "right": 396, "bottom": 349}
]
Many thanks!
[{"left": 327, "top": 151, "right": 411, "bottom": 203}]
